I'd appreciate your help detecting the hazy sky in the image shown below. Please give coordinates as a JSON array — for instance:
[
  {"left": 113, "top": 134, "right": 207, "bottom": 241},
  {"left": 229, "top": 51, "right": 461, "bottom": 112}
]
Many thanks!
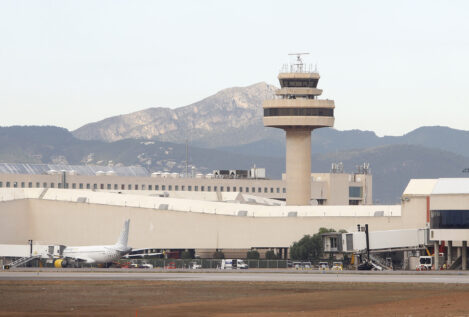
[{"left": 1, "top": 0, "right": 468, "bottom": 136}]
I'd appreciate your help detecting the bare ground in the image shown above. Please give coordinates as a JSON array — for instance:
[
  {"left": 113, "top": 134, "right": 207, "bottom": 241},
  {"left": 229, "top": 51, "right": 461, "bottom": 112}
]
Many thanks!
[{"left": 1, "top": 280, "right": 469, "bottom": 316}]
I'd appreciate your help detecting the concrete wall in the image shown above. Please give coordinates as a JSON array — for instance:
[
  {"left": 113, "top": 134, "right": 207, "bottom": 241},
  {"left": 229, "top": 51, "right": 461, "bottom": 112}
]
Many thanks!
[
  {"left": 431, "top": 194, "right": 469, "bottom": 210},
  {"left": 0, "top": 200, "right": 32, "bottom": 244},
  {"left": 0, "top": 196, "right": 423, "bottom": 250}
]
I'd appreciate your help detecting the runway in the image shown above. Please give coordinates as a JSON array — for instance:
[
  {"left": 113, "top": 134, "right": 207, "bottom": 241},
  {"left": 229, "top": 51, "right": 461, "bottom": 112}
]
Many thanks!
[{"left": 2, "top": 270, "right": 469, "bottom": 283}]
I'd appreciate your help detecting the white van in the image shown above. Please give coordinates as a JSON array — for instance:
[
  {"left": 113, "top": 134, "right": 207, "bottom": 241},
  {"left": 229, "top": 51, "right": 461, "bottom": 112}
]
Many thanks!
[{"left": 221, "top": 259, "right": 248, "bottom": 269}]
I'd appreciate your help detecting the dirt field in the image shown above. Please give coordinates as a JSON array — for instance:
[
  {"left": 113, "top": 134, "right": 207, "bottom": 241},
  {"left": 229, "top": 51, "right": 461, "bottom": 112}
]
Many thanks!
[{"left": 1, "top": 281, "right": 469, "bottom": 316}]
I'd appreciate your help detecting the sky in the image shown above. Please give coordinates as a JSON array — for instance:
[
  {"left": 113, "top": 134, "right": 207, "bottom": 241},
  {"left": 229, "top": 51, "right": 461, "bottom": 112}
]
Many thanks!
[{"left": 0, "top": 0, "right": 468, "bottom": 136}]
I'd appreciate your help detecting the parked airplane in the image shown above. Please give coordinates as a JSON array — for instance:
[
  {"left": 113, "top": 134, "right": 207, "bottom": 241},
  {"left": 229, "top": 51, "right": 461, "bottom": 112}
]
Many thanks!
[{"left": 54, "top": 219, "right": 132, "bottom": 268}]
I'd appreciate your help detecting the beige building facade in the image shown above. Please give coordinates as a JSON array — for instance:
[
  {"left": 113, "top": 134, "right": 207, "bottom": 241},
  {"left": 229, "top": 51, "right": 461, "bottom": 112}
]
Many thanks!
[{"left": 0, "top": 169, "right": 372, "bottom": 206}]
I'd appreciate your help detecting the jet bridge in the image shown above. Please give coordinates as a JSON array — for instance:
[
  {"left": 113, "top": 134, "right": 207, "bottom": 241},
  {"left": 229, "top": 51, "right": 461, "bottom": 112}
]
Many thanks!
[{"left": 323, "top": 228, "right": 429, "bottom": 254}]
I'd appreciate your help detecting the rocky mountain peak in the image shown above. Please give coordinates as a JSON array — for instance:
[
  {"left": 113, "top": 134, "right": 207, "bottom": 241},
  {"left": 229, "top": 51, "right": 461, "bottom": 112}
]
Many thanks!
[{"left": 72, "top": 82, "right": 277, "bottom": 147}]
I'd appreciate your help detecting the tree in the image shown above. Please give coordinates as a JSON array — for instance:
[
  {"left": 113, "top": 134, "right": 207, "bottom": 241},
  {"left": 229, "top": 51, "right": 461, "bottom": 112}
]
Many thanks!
[
  {"left": 265, "top": 250, "right": 278, "bottom": 260},
  {"left": 246, "top": 250, "right": 260, "bottom": 259},
  {"left": 212, "top": 251, "right": 225, "bottom": 259},
  {"left": 290, "top": 228, "right": 336, "bottom": 261},
  {"left": 181, "top": 250, "right": 193, "bottom": 259}
]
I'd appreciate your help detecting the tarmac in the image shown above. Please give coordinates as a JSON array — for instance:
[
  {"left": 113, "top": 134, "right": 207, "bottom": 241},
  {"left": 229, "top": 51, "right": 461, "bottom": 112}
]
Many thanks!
[{"left": 2, "top": 269, "right": 469, "bottom": 283}]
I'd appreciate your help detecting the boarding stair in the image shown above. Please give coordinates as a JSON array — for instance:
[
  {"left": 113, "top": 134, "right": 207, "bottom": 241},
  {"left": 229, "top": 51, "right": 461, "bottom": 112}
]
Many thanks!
[
  {"left": 8, "top": 255, "right": 41, "bottom": 268},
  {"left": 448, "top": 255, "right": 469, "bottom": 270},
  {"left": 369, "top": 254, "right": 393, "bottom": 270}
]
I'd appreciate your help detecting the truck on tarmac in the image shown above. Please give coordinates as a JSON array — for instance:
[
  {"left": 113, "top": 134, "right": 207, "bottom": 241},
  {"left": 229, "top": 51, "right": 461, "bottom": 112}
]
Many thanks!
[{"left": 220, "top": 259, "right": 248, "bottom": 269}]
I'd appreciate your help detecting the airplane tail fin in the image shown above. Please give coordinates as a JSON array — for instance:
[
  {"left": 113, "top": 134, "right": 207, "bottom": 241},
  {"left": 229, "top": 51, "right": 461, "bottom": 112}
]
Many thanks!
[{"left": 115, "top": 219, "right": 130, "bottom": 250}]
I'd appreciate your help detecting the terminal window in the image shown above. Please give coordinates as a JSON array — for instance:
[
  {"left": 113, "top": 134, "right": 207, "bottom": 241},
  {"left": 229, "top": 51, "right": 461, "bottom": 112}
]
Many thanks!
[
  {"left": 87, "top": 184, "right": 90, "bottom": 189},
  {"left": 276, "top": 188, "right": 280, "bottom": 193},
  {"left": 51, "top": 183, "right": 55, "bottom": 188},
  {"left": 114, "top": 184, "right": 118, "bottom": 190},
  {"left": 72, "top": 183, "right": 76, "bottom": 189},
  {"left": 258, "top": 187, "right": 261, "bottom": 193},
  {"left": 431, "top": 210, "right": 469, "bottom": 229},
  {"left": 14, "top": 182, "right": 18, "bottom": 188},
  {"left": 162, "top": 185, "right": 166, "bottom": 190},
  {"left": 58, "top": 183, "right": 62, "bottom": 189},
  {"left": 227, "top": 187, "right": 230, "bottom": 192},
  {"left": 28, "top": 182, "right": 32, "bottom": 188},
  {"left": 79, "top": 183, "right": 83, "bottom": 189},
  {"left": 135, "top": 184, "right": 138, "bottom": 190},
  {"left": 148, "top": 185, "right": 152, "bottom": 190},
  {"left": 175, "top": 185, "right": 179, "bottom": 191},
  {"left": 214, "top": 186, "right": 217, "bottom": 191},
  {"left": 94, "top": 184, "right": 97, "bottom": 189},
  {"left": 220, "top": 186, "right": 224, "bottom": 192},
  {"left": 252, "top": 187, "right": 255, "bottom": 193},
  {"left": 35, "top": 182, "right": 39, "bottom": 188},
  {"left": 194, "top": 186, "right": 198, "bottom": 191},
  {"left": 0, "top": 182, "right": 2, "bottom": 187},
  {"left": 207, "top": 186, "right": 211, "bottom": 191},
  {"left": 239, "top": 187, "right": 242, "bottom": 192},
  {"left": 155, "top": 185, "right": 159, "bottom": 190},
  {"left": 21, "top": 182, "right": 25, "bottom": 188},
  {"left": 169, "top": 185, "right": 172, "bottom": 190},
  {"left": 201, "top": 186, "right": 204, "bottom": 191},
  {"left": 181, "top": 185, "right": 185, "bottom": 191},
  {"left": 283, "top": 188, "right": 286, "bottom": 193},
  {"left": 142, "top": 184, "right": 146, "bottom": 190},
  {"left": 246, "top": 187, "right": 249, "bottom": 193},
  {"left": 6, "top": 182, "right": 10, "bottom": 187},
  {"left": 107, "top": 184, "right": 111, "bottom": 190},
  {"left": 188, "top": 186, "right": 192, "bottom": 191},
  {"left": 349, "top": 186, "right": 363, "bottom": 198}
]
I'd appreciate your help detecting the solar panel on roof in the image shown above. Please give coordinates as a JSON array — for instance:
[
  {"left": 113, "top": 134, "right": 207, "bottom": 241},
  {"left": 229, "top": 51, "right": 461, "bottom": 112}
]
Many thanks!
[{"left": 0, "top": 163, "right": 150, "bottom": 177}]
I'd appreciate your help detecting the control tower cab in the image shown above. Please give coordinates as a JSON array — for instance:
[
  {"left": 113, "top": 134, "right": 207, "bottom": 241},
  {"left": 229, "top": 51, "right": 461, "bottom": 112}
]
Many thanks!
[{"left": 263, "top": 53, "right": 335, "bottom": 205}]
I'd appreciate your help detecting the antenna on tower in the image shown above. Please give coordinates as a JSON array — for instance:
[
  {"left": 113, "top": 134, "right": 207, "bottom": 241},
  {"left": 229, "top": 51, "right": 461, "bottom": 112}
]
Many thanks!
[{"left": 288, "top": 52, "right": 309, "bottom": 72}]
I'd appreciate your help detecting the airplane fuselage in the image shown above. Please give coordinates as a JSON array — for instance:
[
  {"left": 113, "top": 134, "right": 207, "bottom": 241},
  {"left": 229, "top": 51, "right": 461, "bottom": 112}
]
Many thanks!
[{"left": 62, "top": 245, "right": 126, "bottom": 264}]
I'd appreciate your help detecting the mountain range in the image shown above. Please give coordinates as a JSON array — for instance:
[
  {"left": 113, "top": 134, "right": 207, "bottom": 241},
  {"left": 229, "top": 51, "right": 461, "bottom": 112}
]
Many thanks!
[{"left": 2, "top": 83, "right": 469, "bottom": 204}]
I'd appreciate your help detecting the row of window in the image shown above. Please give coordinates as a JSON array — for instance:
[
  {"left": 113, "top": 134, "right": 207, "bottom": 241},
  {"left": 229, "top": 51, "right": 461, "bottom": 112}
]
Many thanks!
[
  {"left": 0, "top": 181, "right": 286, "bottom": 194},
  {"left": 431, "top": 210, "right": 469, "bottom": 229},
  {"left": 264, "top": 108, "right": 333, "bottom": 117}
]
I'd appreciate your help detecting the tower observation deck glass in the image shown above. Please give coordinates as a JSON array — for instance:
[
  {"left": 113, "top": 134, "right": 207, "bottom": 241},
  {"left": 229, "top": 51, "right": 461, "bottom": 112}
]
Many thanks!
[{"left": 264, "top": 108, "right": 333, "bottom": 117}]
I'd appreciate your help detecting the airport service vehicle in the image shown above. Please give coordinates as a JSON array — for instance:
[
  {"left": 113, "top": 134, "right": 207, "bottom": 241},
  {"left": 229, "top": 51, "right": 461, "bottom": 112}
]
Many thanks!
[
  {"left": 131, "top": 261, "right": 153, "bottom": 269},
  {"left": 220, "top": 259, "right": 248, "bottom": 269},
  {"left": 302, "top": 261, "right": 312, "bottom": 269},
  {"left": 416, "top": 256, "right": 433, "bottom": 270},
  {"left": 332, "top": 262, "right": 343, "bottom": 271},
  {"left": 318, "top": 262, "right": 329, "bottom": 270},
  {"left": 292, "top": 262, "right": 302, "bottom": 269},
  {"left": 189, "top": 261, "right": 202, "bottom": 269},
  {"left": 53, "top": 220, "right": 132, "bottom": 268}
]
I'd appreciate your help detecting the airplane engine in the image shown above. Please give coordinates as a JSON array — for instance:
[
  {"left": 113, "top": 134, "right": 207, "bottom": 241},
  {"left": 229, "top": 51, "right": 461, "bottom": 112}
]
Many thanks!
[{"left": 54, "top": 259, "right": 68, "bottom": 268}]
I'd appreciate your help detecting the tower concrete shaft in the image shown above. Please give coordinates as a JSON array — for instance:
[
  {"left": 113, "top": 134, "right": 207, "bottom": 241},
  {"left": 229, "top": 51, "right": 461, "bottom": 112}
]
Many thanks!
[
  {"left": 286, "top": 129, "right": 312, "bottom": 205},
  {"left": 263, "top": 55, "right": 335, "bottom": 205}
]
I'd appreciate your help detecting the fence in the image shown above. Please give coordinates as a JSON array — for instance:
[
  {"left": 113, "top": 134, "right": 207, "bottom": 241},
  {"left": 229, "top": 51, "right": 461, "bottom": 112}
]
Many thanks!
[{"left": 128, "top": 258, "right": 290, "bottom": 269}]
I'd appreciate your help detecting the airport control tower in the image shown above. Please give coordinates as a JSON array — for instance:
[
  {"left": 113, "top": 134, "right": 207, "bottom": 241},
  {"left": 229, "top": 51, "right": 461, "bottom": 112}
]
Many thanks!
[{"left": 263, "top": 53, "right": 335, "bottom": 205}]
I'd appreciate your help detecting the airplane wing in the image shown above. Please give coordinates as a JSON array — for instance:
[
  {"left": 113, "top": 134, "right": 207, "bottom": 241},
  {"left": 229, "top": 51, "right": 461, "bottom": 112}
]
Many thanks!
[{"left": 124, "top": 252, "right": 163, "bottom": 258}]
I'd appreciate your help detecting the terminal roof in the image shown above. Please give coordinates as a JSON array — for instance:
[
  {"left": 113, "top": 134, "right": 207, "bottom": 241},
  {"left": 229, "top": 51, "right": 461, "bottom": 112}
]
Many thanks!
[{"left": 0, "top": 163, "right": 150, "bottom": 177}]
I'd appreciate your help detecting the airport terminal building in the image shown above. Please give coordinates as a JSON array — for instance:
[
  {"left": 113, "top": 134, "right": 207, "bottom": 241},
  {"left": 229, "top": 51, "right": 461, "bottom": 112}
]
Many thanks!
[{"left": 0, "top": 163, "right": 372, "bottom": 206}]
